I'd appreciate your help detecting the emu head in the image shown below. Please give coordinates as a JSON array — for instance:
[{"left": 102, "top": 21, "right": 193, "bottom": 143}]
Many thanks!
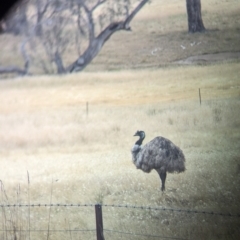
[{"left": 133, "top": 130, "right": 145, "bottom": 146}]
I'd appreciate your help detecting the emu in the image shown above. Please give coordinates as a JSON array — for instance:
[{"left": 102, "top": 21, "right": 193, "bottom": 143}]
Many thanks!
[{"left": 131, "top": 130, "right": 186, "bottom": 191}]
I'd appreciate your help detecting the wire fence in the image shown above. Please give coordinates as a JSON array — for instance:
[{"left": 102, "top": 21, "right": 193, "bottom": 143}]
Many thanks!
[{"left": 0, "top": 203, "right": 239, "bottom": 240}]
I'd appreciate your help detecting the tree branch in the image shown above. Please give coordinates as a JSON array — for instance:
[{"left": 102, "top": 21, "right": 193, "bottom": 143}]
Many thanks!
[
  {"left": 123, "top": 0, "right": 149, "bottom": 29},
  {"left": 80, "top": 2, "right": 95, "bottom": 41},
  {"left": 66, "top": 0, "right": 150, "bottom": 73},
  {"left": 77, "top": 4, "right": 87, "bottom": 36},
  {"left": 91, "top": 0, "right": 106, "bottom": 12},
  {"left": 0, "top": 66, "right": 27, "bottom": 75}
]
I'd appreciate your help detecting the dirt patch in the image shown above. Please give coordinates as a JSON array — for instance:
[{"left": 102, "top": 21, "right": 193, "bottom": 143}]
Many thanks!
[{"left": 175, "top": 52, "right": 240, "bottom": 65}]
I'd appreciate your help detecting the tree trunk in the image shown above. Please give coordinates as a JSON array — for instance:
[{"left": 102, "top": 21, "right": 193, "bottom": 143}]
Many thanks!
[
  {"left": 54, "top": 51, "right": 65, "bottom": 74},
  {"left": 186, "top": 0, "right": 205, "bottom": 33}
]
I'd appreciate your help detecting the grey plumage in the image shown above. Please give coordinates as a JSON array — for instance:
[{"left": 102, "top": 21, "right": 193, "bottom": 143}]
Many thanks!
[{"left": 131, "top": 130, "right": 185, "bottom": 191}]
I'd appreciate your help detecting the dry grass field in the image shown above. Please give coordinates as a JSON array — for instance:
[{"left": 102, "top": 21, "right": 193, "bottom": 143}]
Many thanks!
[
  {"left": 0, "top": 0, "right": 240, "bottom": 239},
  {"left": 1, "top": 63, "right": 240, "bottom": 239}
]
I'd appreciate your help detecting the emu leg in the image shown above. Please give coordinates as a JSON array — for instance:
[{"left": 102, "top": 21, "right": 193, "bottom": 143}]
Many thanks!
[{"left": 156, "top": 169, "right": 167, "bottom": 191}]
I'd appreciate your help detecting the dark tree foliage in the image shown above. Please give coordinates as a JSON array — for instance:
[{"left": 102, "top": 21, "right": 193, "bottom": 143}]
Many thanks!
[
  {"left": 0, "top": 0, "right": 29, "bottom": 35},
  {"left": 0, "top": 0, "right": 20, "bottom": 21}
]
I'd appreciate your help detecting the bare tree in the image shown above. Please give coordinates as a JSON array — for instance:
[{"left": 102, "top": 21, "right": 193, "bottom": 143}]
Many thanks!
[
  {"left": 186, "top": 0, "right": 205, "bottom": 33},
  {"left": 66, "top": 0, "right": 150, "bottom": 73},
  {"left": 0, "top": 0, "right": 150, "bottom": 76}
]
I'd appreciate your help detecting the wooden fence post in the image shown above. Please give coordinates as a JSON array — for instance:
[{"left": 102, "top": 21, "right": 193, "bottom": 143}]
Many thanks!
[
  {"left": 199, "top": 88, "right": 201, "bottom": 106},
  {"left": 86, "top": 102, "right": 89, "bottom": 117},
  {"left": 95, "top": 204, "right": 104, "bottom": 240}
]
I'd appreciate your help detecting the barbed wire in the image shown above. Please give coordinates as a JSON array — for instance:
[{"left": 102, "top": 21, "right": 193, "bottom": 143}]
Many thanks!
[
  {"left": 0, "top": 229, "right": 95, "bottom": 233},
  {"left": 0, "top": 228, "right": 195, "bottom": 240},
  {"left": 0, "top": 203, "right": 239, "bottom": 217},
  {"left": 102, "top": 204, "right": 240, "bottom": 217},
  {"left": 0, "top": 228, "right": 187, "bottom": 239},
  {"left": 0, "top": 203, "right": 239, "bottom": 240},
  {"left": 0, "top": 203, "right": 94, "bottom": 208},
  {"left": 104, "top": 229, "right": 188, "bottom": 240},
  {"left": 1, "top": 228, "right": 238, "bottom": 240}
]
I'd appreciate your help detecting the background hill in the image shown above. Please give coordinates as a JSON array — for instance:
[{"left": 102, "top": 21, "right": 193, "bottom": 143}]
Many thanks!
[{"left": 0, "top": 0, "right": 240, "bottom": 74}]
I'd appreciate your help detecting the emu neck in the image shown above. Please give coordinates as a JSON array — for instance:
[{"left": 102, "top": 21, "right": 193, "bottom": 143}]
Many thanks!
[{"left": 135, "top": 136, "right": 144, "bottom": 146}]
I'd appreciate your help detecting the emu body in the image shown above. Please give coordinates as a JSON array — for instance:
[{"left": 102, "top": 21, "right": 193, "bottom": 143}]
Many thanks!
[{"left": 131, "top": 131, "right": 185, "bottom": 191}]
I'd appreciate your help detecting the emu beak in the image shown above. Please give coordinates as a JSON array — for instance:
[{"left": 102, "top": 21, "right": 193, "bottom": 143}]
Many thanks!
[{"left": 133, "top": 132, "right": 138, "bottom": 136}]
